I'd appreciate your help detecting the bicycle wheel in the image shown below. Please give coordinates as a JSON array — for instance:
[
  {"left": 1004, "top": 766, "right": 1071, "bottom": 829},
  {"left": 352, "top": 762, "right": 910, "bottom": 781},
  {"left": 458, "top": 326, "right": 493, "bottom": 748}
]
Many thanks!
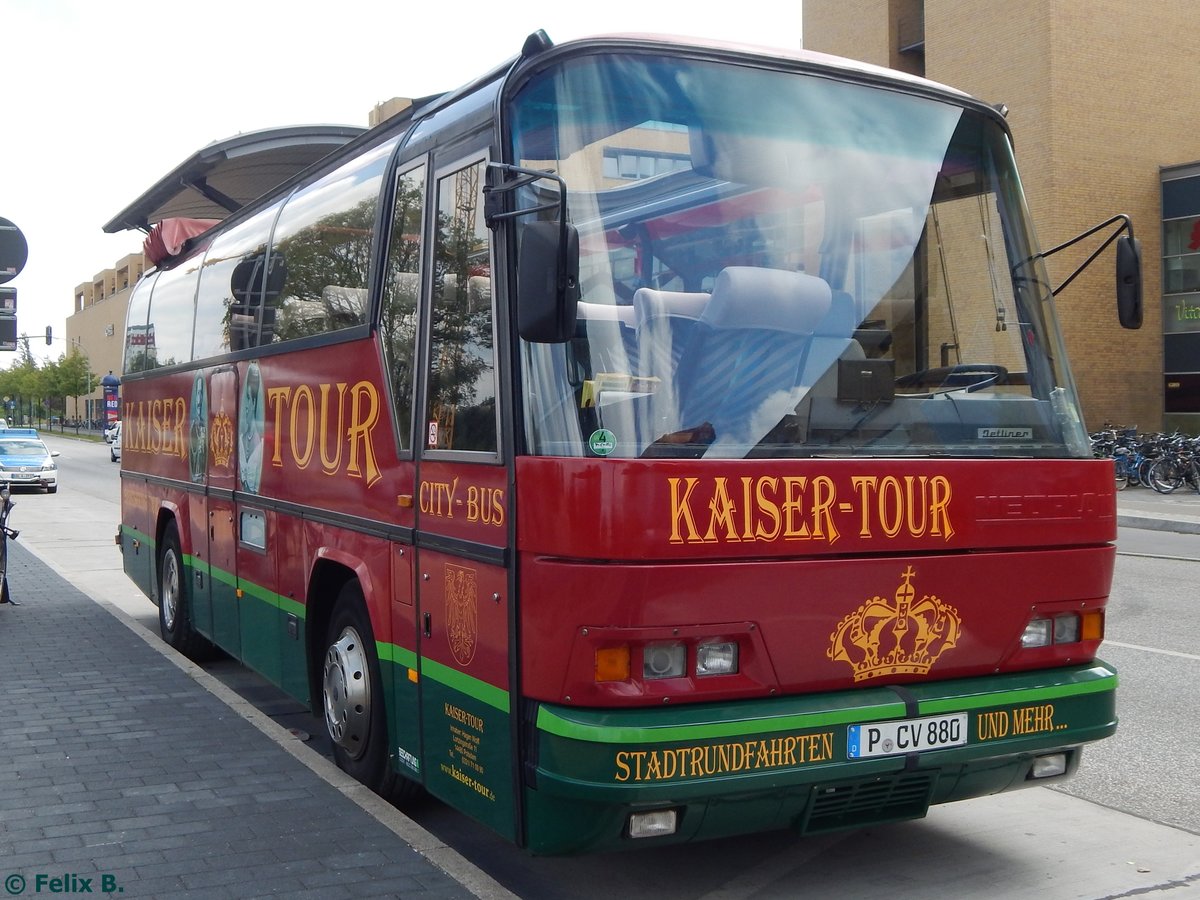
[
  {"left": 1137, "top": 456, "right": 1156, "bottom": 488},
  {"left": 1148, "top": 457, "right": 1184, "bottom": 494},
  {"left": 1113, "top": 457, "right": 1129, "bottom": 491}
]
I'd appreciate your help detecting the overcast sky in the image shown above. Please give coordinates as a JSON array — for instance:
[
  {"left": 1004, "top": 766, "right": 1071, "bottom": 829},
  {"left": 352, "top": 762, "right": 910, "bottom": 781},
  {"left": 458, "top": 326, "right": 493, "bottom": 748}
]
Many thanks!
[{"left": 1, "top": 0, "right": 802, "bottom": 366}]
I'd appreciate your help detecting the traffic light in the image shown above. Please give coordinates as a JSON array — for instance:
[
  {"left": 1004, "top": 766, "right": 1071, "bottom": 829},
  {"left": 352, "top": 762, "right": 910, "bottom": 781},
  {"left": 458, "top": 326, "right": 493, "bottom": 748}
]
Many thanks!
[{"left": 45, "top": 325, "right": 52, "bottom": 345}]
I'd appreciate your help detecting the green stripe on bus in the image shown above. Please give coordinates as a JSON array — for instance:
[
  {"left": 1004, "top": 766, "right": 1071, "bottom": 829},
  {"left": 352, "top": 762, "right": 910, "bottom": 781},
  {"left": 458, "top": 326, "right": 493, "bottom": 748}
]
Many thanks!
[
  {"left": 420, "top": 657, "right": 510, "bottom": 713},
  {"left": 536, "top": 701, "right": 907, "bottom": 744},
  {"left": 536, "top": 667, "right": 1117, "bottom": 745},
  {"left": 378, "top": 642, "right": 418, "bottom": 669},
  {"left": 917, "top": 671, "right": 1118, "bottom": 715},
  {"left": 122, "top": 524, "right": 153, "bottom": 549},
  {"left": 237, "top": 577, "right": 306, "bottom": 619},
  {"left": 184, "top": 558, "right": 307, "bottom": 620},
  {"left": 122, "top": 524, "right": 303, "bottom": 619}
]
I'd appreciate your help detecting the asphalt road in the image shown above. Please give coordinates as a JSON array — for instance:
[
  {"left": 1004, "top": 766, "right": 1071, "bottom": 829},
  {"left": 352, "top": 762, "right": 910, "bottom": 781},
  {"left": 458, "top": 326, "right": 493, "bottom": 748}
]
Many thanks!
[{"left": 15, "top": 433, "right": 1200, "bottom": 900}]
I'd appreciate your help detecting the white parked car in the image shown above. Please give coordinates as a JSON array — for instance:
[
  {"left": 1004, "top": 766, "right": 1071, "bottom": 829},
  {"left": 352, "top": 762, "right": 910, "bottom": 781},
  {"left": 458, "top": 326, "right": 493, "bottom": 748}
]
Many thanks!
[{"left": 110, "top": 422, "right": 122, "bottom": 462}]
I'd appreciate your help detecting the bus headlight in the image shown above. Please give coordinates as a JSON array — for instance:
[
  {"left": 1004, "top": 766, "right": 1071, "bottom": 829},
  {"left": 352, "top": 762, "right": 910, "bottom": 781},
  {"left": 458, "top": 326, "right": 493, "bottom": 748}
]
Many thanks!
[
  {"left": 628, "top": 808, "right": 678, "bottom": 839},
  {"left": 1021, "top": 618, "right": 1052, "bottom": 648},
  {"left": 643, "top": 642, "right": 686, "bottom": 679},
  {"left": 1053, "top": 613, "right": 1080, "bottom": 644},
  {"left": 696, "top": 641, "right": 738, "bottom": 676}
]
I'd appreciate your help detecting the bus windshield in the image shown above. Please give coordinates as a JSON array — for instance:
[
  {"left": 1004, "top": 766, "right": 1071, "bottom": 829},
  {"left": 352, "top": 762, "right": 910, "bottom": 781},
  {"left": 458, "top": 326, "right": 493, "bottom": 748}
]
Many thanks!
[{"left": 510, "top": 53, "right": 1089, "bottom": 460}]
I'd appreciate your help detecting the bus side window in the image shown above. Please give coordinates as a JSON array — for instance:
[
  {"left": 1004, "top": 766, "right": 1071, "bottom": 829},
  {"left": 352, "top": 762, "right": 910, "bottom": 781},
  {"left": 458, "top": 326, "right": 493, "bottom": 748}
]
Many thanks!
[
  {"left": 194, "top": 204, "right": 279, "bottom": 359},
  {"left": 425, "top": 158, "right": 497, "bottom": 454},
  {"left": 266, "top": 137, "right": 398, "bottom": 345},
  {"left": 124, "top": 271, "right": 158, "bottom": 374},
  {"left": 145, "top": 254, "right": 204, "bottom": 368},
  {"left": 380, "top": 163, "right": 427, "bottom": 453}
]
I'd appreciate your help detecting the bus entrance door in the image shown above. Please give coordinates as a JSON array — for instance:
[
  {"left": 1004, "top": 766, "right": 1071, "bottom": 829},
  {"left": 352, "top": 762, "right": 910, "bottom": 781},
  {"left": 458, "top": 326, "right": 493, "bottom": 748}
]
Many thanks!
[
  {"left": 205, "top": 366, "right": 240, "bottom": 657},
  {"left": 411, "top": 152, "right": 520, "bottom": 839}
]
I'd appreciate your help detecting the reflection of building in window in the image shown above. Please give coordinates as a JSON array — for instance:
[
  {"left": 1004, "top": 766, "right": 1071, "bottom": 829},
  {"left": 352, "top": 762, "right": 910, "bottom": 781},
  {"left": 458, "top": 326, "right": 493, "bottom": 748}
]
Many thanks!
[
  {"left": 127, "top": 324, "right": 155, "bottom": 351},
  {"left": 603, "top": 148, "right": 691, "bottom": 181}
]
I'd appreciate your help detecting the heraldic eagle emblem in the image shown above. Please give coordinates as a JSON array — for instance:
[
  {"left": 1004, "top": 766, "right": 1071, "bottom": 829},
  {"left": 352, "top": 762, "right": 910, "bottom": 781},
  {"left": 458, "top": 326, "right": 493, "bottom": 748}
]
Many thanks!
[{"left": 445, "top": 564, "right": 479, "bottom": 667}]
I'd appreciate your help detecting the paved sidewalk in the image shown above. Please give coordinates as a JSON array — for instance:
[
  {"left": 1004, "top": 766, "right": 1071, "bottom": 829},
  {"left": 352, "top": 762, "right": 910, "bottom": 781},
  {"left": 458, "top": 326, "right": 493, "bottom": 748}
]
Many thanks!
[
  {"left": 1115, "top": 485, "right": 1200, "bottom": 534},
  {"left": 0, "top": 541, "right": 481, "bottom": 900}
]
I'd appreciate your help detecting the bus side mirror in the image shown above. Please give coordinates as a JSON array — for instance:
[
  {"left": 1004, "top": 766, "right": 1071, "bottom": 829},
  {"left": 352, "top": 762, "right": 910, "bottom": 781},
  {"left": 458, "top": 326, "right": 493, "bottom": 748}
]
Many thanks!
[
  {"left": 486, "top": 162, "right": 580, "bottom": 343},
  {"left": 517, "top": 220, "right": 579, "bottom": 343},
  {"left": 1116, "top": 235, "right": 1142, "bottom": 329}
]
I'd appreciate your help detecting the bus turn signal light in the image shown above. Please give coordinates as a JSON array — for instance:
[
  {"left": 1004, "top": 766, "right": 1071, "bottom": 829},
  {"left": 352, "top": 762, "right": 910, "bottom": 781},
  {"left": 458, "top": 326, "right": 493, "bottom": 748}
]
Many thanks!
[
  {"left": 595, "top": 646, "right": 631, "bottom": 682},
  {"left": 1080, "top": 610, "right": 1104, "bottom": 641}
]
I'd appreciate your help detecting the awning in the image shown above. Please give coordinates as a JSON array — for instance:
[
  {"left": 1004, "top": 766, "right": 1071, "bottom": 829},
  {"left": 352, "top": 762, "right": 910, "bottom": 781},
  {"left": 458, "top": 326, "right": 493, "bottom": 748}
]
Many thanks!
[{"left": 103, "top": 124, "right": 366, "bottom": 234}]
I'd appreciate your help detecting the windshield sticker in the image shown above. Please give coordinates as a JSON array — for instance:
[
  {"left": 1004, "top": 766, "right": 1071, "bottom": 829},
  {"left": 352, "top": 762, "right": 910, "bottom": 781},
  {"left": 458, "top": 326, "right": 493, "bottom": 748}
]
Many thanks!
[{"left": 588, "top": 428, "right": 617, "bottom": 456}]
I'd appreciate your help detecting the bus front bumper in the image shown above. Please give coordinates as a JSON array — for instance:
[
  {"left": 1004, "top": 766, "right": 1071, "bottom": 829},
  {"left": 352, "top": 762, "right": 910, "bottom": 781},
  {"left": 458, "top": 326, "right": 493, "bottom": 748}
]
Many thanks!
[{"left": 524, "top": 662, "right": 1116, "bottom": 854}]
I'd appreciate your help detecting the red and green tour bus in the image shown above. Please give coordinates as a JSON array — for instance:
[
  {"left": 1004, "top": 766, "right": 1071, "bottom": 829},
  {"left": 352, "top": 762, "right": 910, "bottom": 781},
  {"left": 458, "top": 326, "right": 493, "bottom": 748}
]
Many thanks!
[{"left": 115, "top": 31, "right": 1142, "bottom": 854}]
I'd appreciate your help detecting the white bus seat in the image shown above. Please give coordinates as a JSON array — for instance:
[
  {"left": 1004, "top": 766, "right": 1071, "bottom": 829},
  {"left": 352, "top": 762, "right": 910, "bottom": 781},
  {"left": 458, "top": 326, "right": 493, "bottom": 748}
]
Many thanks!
[
  {"left": 675, "top": 267, "right": 832, "bottom": 441},
  {"left": 632, "top": 288, "right": 710, "bottom": 378}
]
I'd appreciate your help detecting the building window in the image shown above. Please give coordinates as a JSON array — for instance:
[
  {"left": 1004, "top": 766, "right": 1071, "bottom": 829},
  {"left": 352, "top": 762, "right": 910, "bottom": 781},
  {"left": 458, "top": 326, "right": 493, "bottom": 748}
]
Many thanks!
[{"left": 602, "top": 148, "right": 690, "bottom": 181}]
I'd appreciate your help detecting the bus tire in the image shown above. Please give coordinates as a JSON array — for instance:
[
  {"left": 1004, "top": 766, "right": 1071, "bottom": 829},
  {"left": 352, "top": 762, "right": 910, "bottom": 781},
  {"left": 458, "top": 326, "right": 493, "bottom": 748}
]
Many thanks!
[
  {"left": 322, "top": 583, "right": 420, "bottom": 802},
  {"left": 157, "top": 523, "right": 214, "bottom": 660}
]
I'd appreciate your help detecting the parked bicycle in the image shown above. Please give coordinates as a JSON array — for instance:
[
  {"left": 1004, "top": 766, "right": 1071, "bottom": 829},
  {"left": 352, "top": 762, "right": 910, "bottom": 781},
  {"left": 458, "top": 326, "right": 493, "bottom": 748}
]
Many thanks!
[
  {"left": 1146, "top": 435, "right": 1200, "bottom": 495},
  {"left": 1090, "top": 425, "right": 1200, "bottom": 494}
]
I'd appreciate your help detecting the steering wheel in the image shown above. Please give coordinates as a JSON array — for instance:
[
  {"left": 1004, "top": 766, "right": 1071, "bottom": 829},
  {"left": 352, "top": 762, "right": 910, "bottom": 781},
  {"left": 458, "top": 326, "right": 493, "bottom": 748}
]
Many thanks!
[{"left": 895, "top": 364, "right": 1008, "bottom": 394}]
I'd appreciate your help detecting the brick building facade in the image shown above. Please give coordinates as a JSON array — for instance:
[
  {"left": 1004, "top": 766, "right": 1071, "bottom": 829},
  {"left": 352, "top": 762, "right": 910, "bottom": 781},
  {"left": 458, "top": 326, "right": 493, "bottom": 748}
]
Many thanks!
[{"left": 805, "top": 0, "right": 1199, "bottom": 433}]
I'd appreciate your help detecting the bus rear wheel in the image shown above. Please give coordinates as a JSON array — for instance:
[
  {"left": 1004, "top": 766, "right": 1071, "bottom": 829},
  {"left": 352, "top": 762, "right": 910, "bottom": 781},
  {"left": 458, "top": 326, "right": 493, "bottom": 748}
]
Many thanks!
[
  {"left": 157, "top": 523, "right": 214, "bottom": 660},
  {"left": 321, "top": 583, "right": 420, "bottom": 802}
]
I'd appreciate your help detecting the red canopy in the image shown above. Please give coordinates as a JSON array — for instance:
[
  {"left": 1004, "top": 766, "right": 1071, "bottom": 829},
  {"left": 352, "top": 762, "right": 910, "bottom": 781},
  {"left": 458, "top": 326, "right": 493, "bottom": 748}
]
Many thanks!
[{"left": 143, "top": 218, "right": 219, "bottom": 265}]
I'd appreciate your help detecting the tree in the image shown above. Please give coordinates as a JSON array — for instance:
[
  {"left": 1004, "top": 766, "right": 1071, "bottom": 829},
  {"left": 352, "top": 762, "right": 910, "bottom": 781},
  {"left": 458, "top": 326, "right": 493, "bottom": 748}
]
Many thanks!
[
  {"left": 53, "top": 349, "right": 95, "bottom": 424},
  {"left": 3, "top": 350, "right": 44, "bottom": 424}
]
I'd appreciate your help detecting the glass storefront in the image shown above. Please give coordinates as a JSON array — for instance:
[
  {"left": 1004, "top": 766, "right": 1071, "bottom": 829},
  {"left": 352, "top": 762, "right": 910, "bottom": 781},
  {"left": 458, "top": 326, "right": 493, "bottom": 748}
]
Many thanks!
[{"left": 1161, "top": 165, "right": 1200, "bottom": 428}]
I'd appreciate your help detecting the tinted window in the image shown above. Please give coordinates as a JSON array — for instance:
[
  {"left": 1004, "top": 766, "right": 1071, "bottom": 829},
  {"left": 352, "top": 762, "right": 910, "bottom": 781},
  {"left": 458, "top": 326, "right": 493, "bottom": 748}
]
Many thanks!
[{"left": 265, "top": 138, "right": 398, "bottom": 344}]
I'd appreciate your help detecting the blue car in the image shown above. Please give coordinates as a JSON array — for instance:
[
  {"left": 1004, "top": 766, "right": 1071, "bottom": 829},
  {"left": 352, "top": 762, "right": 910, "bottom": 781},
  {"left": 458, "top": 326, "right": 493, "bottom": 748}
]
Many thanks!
[{"left": 0, "top": 429, "right": 59, "bottom": 493}]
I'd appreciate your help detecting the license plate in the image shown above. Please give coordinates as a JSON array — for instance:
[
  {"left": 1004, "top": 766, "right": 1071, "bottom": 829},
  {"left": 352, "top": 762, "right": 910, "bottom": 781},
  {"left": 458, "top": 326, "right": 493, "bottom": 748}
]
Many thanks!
[{"left": 847, "top": 713, "right": 968, "bottom": 758}]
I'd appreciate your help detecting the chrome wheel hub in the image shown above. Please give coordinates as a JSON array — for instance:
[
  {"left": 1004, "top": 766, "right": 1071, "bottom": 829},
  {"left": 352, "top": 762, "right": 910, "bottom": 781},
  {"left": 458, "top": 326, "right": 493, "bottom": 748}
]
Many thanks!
[
  {"left": 161, "top": 551, "right": 180, "bottom": 630},
  {"left": 323, "top": 626, "right": 370, "bottom": 758}
]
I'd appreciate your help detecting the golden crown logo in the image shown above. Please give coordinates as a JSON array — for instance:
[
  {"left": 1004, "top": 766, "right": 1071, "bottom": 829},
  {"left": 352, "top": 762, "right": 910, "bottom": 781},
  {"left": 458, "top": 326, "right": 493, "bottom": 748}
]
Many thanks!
[
  {"left": 209, "top": 411, "right": 234, "bottom": 468},
  {"left": 827, "top": 566, "right": 961, "bottom": 682}
]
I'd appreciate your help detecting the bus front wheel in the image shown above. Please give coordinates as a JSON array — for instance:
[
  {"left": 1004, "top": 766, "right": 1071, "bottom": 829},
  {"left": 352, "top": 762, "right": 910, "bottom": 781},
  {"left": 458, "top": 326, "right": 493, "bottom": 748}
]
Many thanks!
[{"left": 321, "top": 584, "right": 419, "bottom": 801}]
